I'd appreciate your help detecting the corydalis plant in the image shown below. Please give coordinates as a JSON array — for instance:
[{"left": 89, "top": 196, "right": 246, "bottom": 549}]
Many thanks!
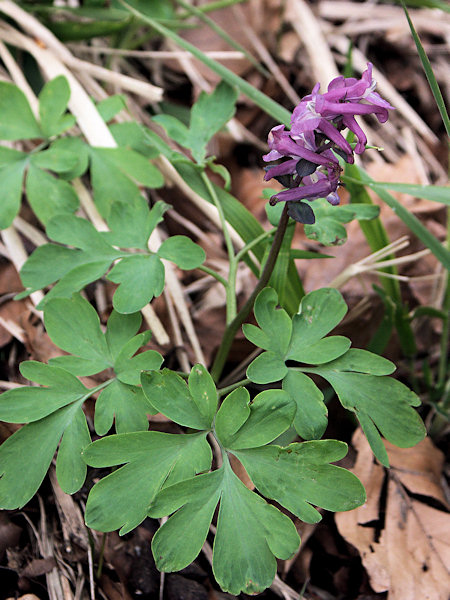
[{"left": 263, "top": 63, "right": 394, "bottom": 223}]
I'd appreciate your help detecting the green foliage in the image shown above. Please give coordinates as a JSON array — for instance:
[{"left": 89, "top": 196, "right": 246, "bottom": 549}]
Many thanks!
[
  {"left": 244, "top": 288, "right": 426, "bottom": 465},
  {"left": 0, "top": 68, "right": 432, "bottom": 596},
  {"left": 18, "top": 208, "right": 205, "bottom": 313},
  {"left": 0, "top": 295, "right": 162, "bottom": 508},
  {"left": 153, "top": 80, "right": 238, "bottom": 165},
  {"left": 305, "top": 198, "right": 380, "bottom": 246}
]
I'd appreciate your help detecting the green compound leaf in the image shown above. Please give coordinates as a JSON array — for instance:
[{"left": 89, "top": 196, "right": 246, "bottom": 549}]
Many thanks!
[
  {"left": 94, "top": 379, "right": 156, "bottom": 435},
  {"left": 150, "top": 458, "right": 300, "bottom": 596},
  {"left": 83, "top": 431, "right": 211, "bottom": 535},
  {"left": 282, "top": 370, "right": 327, "bottom": 440},
  {"left": 234, "top": 440, "right": 366, "bottom": 524},
  {"left": 108, "top": 253, "right": 165, "bottom": 313},
  {"left": 0, "top": 82, "right": 42, "bottom": 140},
  {"left": 306, "top": 199, "right": 380, "bottom": 246},
  {"left": 141, "top": 367, "right": 215, "bottom": 430},
  {"left": 306, "top": 365, "right": 426, "bottom": 467},
  {"left": 154, "top": 81, "right": 238, "bottom": 165},
  {"left": 0, "top": 402, "right": 89, "bottom": 508},
  {"left": 157, "top": 236, "right": 206, "bottom": 269},
  {"left": 38, "top": 75, "right": 75, "bottom": 138},
  {"left": 0, "top": 361, "right": 96, "bottom": 508},
  {"left": 216, "top": 389, "right": 295, "bottom": 450},
  {"left": 245, "top": 288, "right": 425, "bottom": 456},
  {"left": 245, "top": 287, "right": 349, "bottom": 384}
]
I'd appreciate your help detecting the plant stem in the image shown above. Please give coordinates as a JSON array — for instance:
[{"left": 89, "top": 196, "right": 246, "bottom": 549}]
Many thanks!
[
  {"left": 217, "top": 378, "right": 251, "bottom": 397},
  {"left": 210, "top": 204, "right": 290, "bottom": 382},
  {"left": 200, "top": 171, "right": 237, "bottom": 323},
  {"left": 197, "top": 264, "right": 229, "bottom": 288}
]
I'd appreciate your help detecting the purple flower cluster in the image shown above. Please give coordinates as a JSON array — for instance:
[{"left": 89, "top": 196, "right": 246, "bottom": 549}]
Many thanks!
[{"left": 263, "top": 63, "right": 394, "bottom": 216}]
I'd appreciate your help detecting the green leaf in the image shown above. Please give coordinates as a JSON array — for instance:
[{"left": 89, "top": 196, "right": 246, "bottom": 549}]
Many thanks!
[
  {"left": 105, "top": 198, "right": 168, "bottom": 249},
  {"left": 189, "top": 81, "right": 238, "bottom": 164},
  {"left": 20, "top": 244, "right": 83, "bottom": 294},
  {"left": 30, "top": 148, "right": 79, "bottom": 173},
  {"left": 108, "top": 254, "right": 165, "bottom": 313},
  {"left": 47, "top": 214, "right": 119, "bottom": 260},
  {"left": 44, "top": 294, "right": 111, "bottom": 367},
  {"left": 282, "top": 370, "right": 327, "bottom": 440},
  {"left": 288, "top": 336, "right": 351, "bottom": 365},
  {"left": 234, "top": 440, "right": 366, "bottom": 524},
  {"left": 94, "top": 379, "right": 155, "bottom": 435},
  {"left": 38, "top": 75, "right": 75, "bottom": 137},
  {"left": 0, "top": 158, "right": 27, "bottom": 229},
  {"left": 114, "top": 340, "right": 163, "bottom": 385},
  {"left": 246, "top": 351, "right": 288, "bottom": 384},
  {"left": 96, "top": 94, "right": 127, "bottom": 122},
  {"left": 150, "top": 459, "right": 300, "bottom": 595},
  {"left": 216, "top": 389, "right": 295, "bottom": 450},
  {"left": 141, "top": 369, "right": 213, "bottom": 430},
  {"left": 0, "top": 82, "right": 42, "bottom": 140},
  {"left": 0, "top": 362, "right": 87, "bottom": 423},
  {"left": 93, "top": 147, "right": 164, "bottom": 188},
  {"left": 188, "top": 364, "right": 218, "bottom": 427},
  {"left": 105, "top": 310, "right": 142, "bottom": 361},
  {"left": 49, "top": 137, "right": 89, "bottom": 179},
  {"left": 307, "top": 367, "right": 426, "bottom": 466},
  {"left": 320, "top": 348, "right": 396, "bottom": 375},
  {"left": 89, "top": 147, "right": 144, "bottom": 217},
  {"left": 0, "top": 402, "right": 84, "bottom": 508},
  {"left": 287, "top": 288, "right": 348, "bottom": 360},
  {"left": 214, "top": 387, "right": 250, "bottom": 443},
  {"left": 83, "top": 431, "right": 211, "bottom": 534},
  {"left": 25, "top": 164, "right": 79, "bottom": 225},
  {"left": 157, "top": 236, "right": 206, "bottom": 269},
  {"left": 153, "top": 114, "right": 190, "bottom": 148},
  {"left": 305, "top": 199, "right": 379, "bottom": 246},
  {"left": 243, "top": 287, "right": 292, "bottom": 355},
  {"left": 56, "top": 404, "right": 91, "bottom": 493},
  {"left": 40, "top": 259, "right": 112, "bottom": 306}
]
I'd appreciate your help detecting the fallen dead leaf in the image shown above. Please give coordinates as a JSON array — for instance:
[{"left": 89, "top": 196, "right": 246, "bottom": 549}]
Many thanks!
[{"left": 336, "top": 429, "right": 450, "bottom": 600}]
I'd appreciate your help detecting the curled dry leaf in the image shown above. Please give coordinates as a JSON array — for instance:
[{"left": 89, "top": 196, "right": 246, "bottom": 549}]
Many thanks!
[{"left": 336, "top": 429, "right": 450, "bottom": 600}]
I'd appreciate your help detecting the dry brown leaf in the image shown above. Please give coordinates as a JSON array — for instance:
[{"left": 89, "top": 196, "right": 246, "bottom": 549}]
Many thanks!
[{"left": 336, "top": 429, "right": 450, "bottom": 599}]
